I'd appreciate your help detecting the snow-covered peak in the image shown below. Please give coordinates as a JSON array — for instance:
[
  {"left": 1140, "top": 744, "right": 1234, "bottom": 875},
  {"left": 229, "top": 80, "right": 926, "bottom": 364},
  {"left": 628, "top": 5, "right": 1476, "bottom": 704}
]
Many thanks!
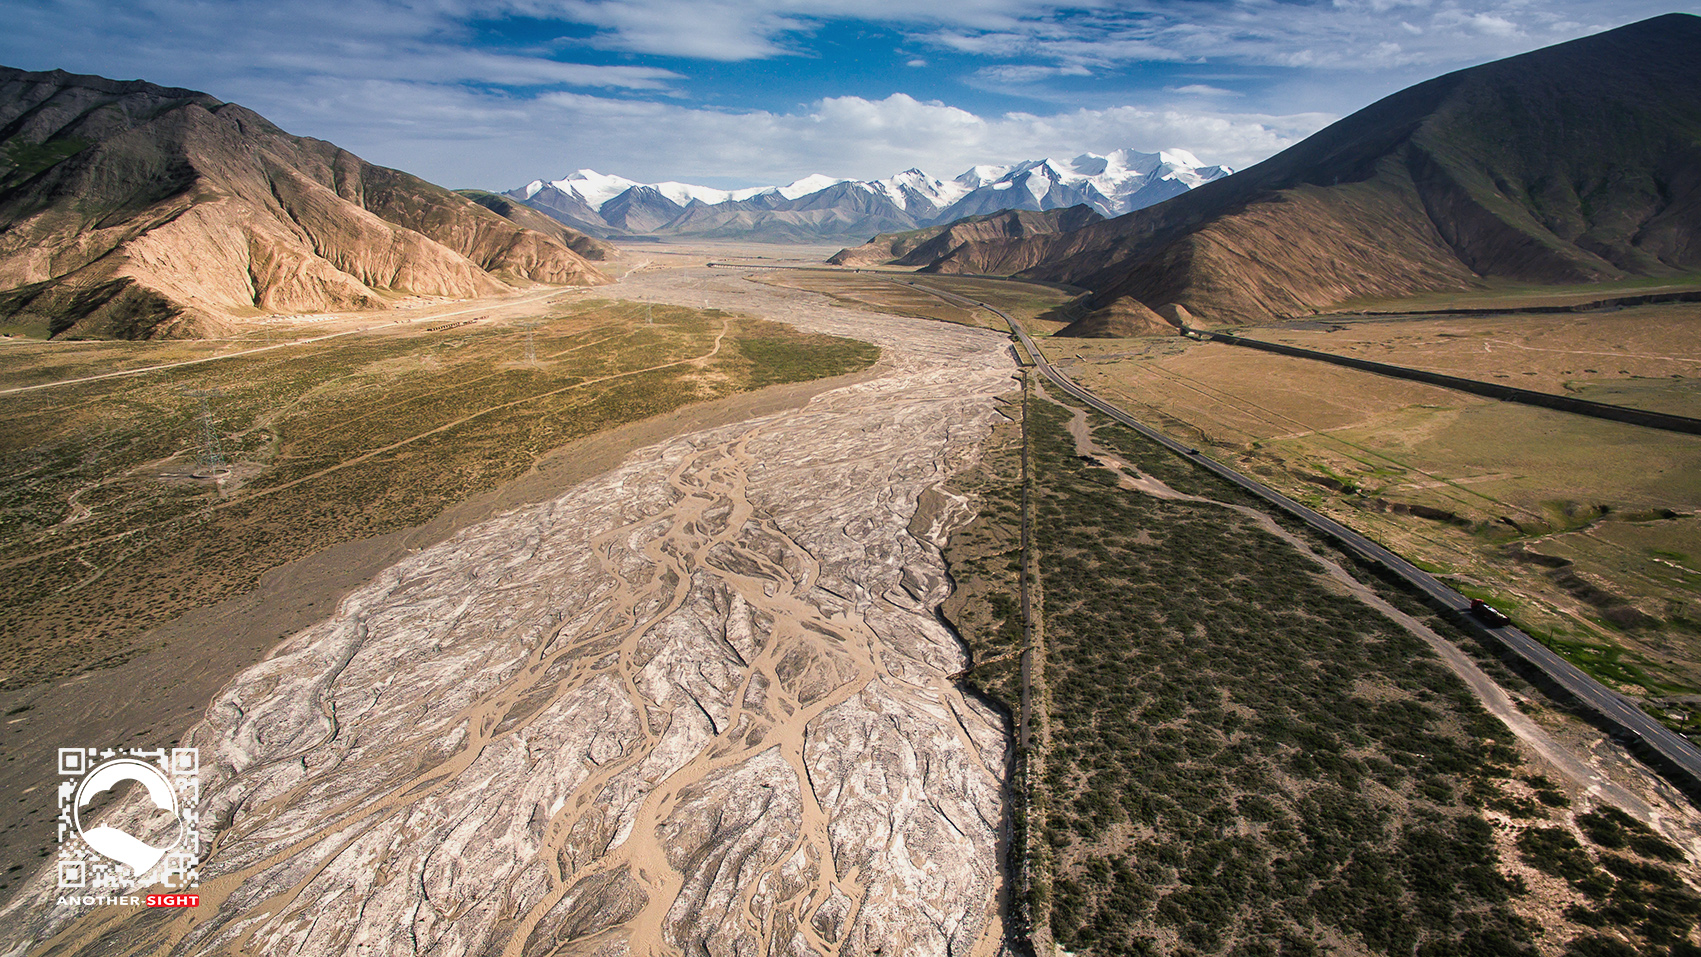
[
  {"left": 508, "top": 147, "right": 1230, "bottom": 225},
  {"left": 1098, "top": 149, "right": 1161, "bottom": 176},
  {"left": 651, "top": 181, "right": 735, "bottom": 207},
  {"left": 1067, "top": 153, "right": 1108, "bottom": 176},
  {"left": 984, "top": 149, "right": 1235, "bottom": 214},
  {"left": 953, "top": 164, "right": 1014, "bottom": 189},
  {"left": 548, "top": 169, "right": 642, "bottom": 209},
  {"left": 873, "top": 168, "right": 973, "bottom": 211},
  {"left": 1157, "top": 148, "right": 1204, "bottom": 169},
  {"left": 777, "top": 174, "right": 847, "bottom": 200}
]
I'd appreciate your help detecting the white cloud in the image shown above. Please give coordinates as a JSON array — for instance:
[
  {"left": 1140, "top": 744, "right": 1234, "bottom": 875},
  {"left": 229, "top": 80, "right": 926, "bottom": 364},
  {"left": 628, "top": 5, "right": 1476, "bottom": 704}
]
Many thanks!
[
  {"left": 1, "top": 0, "right": 685, "bottom": 90},
  {"left": 270, "top": 86, "right": 1329, "bottom": 187},
  {"left": 1167, "top": 84, "right": 1240, "bottom": 97},
  {"left": 520, "top": 0, "right": 1101, "bottom": 60},
  {"left": 975, "top": 63, "right": 1095, "bottom": 84},
  {"left": 3, "top": 0, "right": 1695, "bottom": 191},
  {"left": 910, "top": 1, "right": 1678, "bottom": 73},
  {"left": 1463, "top": 13, "right": 1521, "bottom": 36}
]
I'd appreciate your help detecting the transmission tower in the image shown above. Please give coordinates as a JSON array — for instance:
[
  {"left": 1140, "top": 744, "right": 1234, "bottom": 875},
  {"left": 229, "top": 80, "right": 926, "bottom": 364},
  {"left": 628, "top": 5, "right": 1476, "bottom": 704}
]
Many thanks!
[
  {"left": 180, "top": 388, "right": 227, "bottom": 469},
  {"left": 518, "top": 321, "right": 541, "bottom": 364}
]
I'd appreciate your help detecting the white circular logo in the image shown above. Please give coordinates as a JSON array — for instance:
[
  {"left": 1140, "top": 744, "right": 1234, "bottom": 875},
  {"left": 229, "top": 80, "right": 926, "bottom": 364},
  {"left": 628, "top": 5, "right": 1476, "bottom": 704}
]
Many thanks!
[{"left": 73, "top": 758, "right": 185, "bottom": 875}]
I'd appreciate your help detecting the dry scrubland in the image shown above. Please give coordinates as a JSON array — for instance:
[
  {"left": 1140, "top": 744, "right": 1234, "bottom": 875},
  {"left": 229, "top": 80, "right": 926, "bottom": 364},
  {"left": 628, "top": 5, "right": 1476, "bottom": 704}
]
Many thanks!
[
  {"left": 1330, "top": 275, "right": 1701, "bottom": 316},
  {"left": 945, "top": 385, "right": 1701, "bottom": 957},
  {"left": 1051, "top": 304, "right": 1701, "bottom": 736},
  {"left": 0, "top": 300, "right": 877, "bottom": 688},
  {"left": 753, "top": 268, "right": 1081, "bottom": 335},
  {"left": 1256, "top": 305, "right": 1701, "bottom": 417}
]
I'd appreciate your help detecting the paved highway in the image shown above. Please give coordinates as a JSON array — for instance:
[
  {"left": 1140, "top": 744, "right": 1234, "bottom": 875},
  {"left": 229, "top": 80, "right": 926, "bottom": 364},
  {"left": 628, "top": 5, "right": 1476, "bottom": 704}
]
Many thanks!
[{"left": 898, "top": 277, "right": 1701, "bottom": 796}]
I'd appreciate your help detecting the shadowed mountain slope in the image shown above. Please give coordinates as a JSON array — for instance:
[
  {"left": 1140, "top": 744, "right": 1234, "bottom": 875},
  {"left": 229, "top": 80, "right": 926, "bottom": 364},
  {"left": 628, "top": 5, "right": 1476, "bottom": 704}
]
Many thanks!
[
  {"left": 457, "top": 190, "right": 616, "bottom": 261},
  {"left": 0, "top": 67, "right": 607, "bottom": 340},
  {"left": 922, "top": 14, "right": 1701, "bottom": 329},
  {"left": 828, "top": 206, "right": 1104, "bottom": 267}
]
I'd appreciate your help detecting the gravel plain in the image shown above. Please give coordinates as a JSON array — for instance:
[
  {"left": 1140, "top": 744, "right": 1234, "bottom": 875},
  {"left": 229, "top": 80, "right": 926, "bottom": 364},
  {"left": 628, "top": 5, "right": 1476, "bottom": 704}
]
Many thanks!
[{"left": 1, "top": 263, "right": 1018, "bottom": 957}]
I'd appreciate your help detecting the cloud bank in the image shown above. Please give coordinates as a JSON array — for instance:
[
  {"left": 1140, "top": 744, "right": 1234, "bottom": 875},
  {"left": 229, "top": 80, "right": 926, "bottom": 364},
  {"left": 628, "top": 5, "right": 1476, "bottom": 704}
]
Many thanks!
[{"left": 1, "top": 0, "right": 1693, "bottom": 188}]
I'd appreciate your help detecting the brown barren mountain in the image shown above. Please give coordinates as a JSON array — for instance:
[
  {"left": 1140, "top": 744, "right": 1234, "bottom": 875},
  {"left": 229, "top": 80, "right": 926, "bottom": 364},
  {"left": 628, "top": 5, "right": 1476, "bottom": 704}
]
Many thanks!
[
  {"left": 456, "top": 190, "right": 617, "bottom": 261},
  {"left": 921, "top": 14, "right": 1701, "bottom": 330},
  {"left": 0, "top": 67, "right": 607, "bottom": 339},
  {"left": 1055, "top": 297, "right": 1176, "bottom": 337},
  {"left": 828, "top": 205, "right": 1104, "bottom": 267}
]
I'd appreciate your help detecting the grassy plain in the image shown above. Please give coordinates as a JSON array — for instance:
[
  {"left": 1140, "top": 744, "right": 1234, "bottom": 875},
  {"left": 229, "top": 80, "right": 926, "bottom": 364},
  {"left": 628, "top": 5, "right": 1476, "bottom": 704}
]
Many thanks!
[
  {"left": 946, "top": 382, "right": 1701, "bottom": 956},
  {"left": 1329, "top": 273, "right": 1701, "bottom": 314},
  {"left": 752, "top": 268, "right": 1081, "bottom": 334},
  {"left": 1245, "top": 305, "right": 1701, "bottom": 416},
  {"left": 1051, "top": 305, "right": 1701, "bottom": 732},
  {"left": 0, "top": 299, "right": 877, "bottom": 688}
]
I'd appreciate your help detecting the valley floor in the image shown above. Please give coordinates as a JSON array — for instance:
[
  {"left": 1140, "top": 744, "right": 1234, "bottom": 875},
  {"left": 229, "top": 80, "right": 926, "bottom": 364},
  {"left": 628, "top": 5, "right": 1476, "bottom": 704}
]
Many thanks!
[
  {"left": 1, "top": 259, "right": 1021, "bottom": 956},
  {"left": 5, "top": 249, "right": 1699, "bottom": 957}
]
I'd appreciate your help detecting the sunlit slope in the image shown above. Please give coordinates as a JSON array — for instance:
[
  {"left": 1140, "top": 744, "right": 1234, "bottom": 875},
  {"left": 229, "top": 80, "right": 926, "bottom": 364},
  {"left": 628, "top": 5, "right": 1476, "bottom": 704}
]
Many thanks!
[{"left": 0, "top": 67, "right": 608, "bottom": 340}]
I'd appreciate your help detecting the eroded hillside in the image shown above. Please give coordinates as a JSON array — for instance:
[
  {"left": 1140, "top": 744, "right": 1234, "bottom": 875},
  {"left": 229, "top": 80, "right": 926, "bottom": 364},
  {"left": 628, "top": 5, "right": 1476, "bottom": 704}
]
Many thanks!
[{"left": 0, "top": 68, "right": 608, "bottom": 340}]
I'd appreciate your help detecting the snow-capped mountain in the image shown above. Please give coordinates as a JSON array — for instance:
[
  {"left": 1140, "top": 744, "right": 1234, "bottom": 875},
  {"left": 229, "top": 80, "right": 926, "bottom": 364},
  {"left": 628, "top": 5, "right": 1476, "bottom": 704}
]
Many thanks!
[
  {"left": 503, "top": 149, "right": 1230, "bottom": 242},
  {"left": 939, "top": 149, "right": 1231, "bottom": 221}
]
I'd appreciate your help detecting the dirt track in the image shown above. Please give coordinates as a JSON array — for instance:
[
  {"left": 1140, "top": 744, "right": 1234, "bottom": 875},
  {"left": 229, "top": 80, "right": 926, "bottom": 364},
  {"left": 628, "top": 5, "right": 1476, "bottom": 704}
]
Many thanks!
[{"left": 2, "top": 265, "right": 1018, "bottom": 956}]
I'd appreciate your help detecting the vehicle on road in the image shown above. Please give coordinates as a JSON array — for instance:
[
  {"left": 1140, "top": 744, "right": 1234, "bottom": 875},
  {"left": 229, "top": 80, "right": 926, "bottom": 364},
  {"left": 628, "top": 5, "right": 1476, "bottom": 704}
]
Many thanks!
[{"left": 1469, "top": 598, "right": 1511, "bottom": 626}]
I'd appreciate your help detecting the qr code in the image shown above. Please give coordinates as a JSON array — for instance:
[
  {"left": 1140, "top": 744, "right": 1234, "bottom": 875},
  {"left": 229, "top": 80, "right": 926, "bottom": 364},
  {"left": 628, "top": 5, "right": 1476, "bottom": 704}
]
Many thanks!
[{"left": 57, "top": 747, "right": 199, "bottom": 891}]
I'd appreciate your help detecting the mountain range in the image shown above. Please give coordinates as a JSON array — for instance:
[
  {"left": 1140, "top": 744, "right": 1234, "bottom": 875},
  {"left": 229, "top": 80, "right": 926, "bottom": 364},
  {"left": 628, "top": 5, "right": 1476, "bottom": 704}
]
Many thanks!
[
  {"left": 0, "top": 68, "right": 608, "bottom": 340},
  {"left": 902, "top": 13, "right": 1701, "bottom": 334},
  {"left": 504, "top": 149, "right": 1230, "bottom": 243}
]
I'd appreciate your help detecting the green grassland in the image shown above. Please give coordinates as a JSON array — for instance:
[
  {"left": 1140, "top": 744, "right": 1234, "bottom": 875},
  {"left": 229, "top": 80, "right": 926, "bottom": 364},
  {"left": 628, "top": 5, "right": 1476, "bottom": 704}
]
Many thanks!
[
  {"left": 941, "top": 394, "right": 1026, "bottom": 708},
  {"left": 1058, "top": 326, "right": 1701, "bottom": 732},
  {"left": 0, "top": 136, "right": 90, "bottom": 187},
  {"left": 944, "top": 380, "right": 1701, "bottom": 956},
  {"left": 0, "top": 300, "right": 877, "bottom": 688}
]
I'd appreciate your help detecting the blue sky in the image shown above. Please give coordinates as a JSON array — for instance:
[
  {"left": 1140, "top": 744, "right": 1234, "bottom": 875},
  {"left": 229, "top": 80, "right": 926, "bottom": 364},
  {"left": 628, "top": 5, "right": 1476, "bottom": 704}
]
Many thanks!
[{"left": 3, "top": 1, "right": 1695, "bottom": 189}]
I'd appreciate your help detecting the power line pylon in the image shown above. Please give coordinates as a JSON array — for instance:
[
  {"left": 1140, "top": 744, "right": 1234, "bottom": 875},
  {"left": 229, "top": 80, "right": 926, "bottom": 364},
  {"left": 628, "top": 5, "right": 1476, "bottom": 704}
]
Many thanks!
[
  {"left": 518, "top": 321, "right": 541, "bottom": 364},
  {"left": 180, "top": 388, "right": 227, "bottom": 470}
]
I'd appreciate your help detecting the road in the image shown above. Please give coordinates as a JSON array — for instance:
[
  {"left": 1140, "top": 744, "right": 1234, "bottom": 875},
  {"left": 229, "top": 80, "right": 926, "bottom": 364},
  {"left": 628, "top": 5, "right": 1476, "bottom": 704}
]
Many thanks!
[{"left": 902, "top": 277, "right": 1701, "bottom": 797}]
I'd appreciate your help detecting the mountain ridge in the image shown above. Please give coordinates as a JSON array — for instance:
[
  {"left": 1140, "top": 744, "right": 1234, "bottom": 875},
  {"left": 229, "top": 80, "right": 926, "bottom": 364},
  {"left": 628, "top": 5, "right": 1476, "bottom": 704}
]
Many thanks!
[
  {"left": 0, "top": 66, "right": 608, "bottom": 339},
  {"left": 504, "top": 148, "right": 1230, "bottom": 243},
  {"left": 828, "top": 206, "right": 1106, "bottom": 268},
  {"left": 908, "top": 13, "right": 1701, "bottom": 331}
]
